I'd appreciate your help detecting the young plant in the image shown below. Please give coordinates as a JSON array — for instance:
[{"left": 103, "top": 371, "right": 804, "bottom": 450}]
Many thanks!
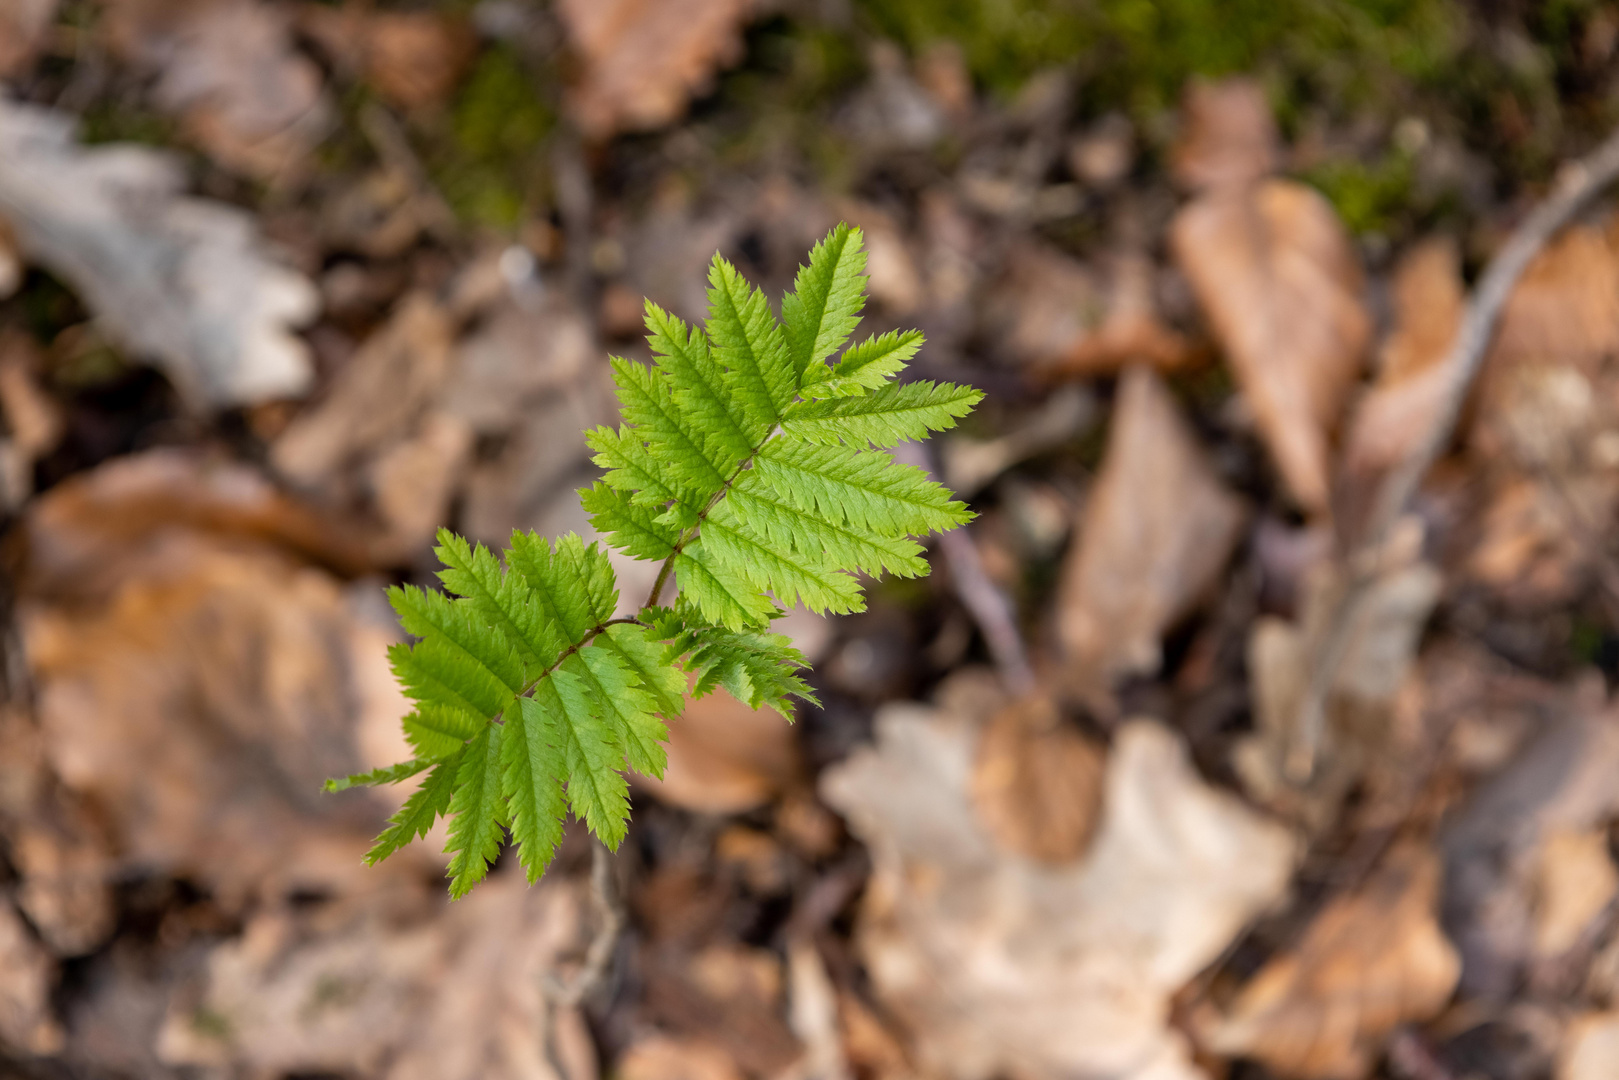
[{"left": 328, "top": 224, "right": 983, "bottom": 897}]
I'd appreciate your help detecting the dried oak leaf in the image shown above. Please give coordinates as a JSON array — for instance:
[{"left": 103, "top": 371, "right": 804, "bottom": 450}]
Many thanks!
[
  {"left": 101, "top": 0, "right": 330, "bottom": 178},
  {"left": 0, "top": 97, "right": 317, "bottom": 408},
  {"left": 1338, "top": 238, "right": 1464, "bottom": 538},
  {"left": 969, "top": 693, "right": 1105, "bottom": 863},
  {"left": 557, "top": 0, "right": 756, "bottom": 139},
  {"left": 1199, "top": 842, "right": 1461, "bottom": 1080},
  {"left": 156, "top": 872, "right": 598, "bottom": 1080},
  {"left": 1171, "top": 180, "right": 1371, "bottom": 514},
  {"left": 822, "top": 707, "right": 1295, "bottom": 1080},
  {"left": 1173, "top": 78, "right": 1280, "bottom": 192},
  {"left": 1057, "top": 366, "right": 1246, "bottom": 706},
  {"left": 16, "top": 451, "right": 416, "bottom": 907}
]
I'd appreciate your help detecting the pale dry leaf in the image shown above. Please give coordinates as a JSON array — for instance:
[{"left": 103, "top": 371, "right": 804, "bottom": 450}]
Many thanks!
[
  {"left": 1533, "top": 828, "right": 1619, "bottom": 960},
  {"left": 1200, "top": 842, "right": 1460, "bottom": 1080},
  {"left": 786, "top": 935, "right": 852, "bottom": 1080},
  {"left": 1057, "top": 366, "right": 1246, "bottom": 705},
  {"left": 0, "top": 97, "right": 318, "bottom": 407},
  {"left": 0, "top": 893, "right": 64, "bottom": 1055},
  {"left": 1488, "top": 222, "right": 1619, "bottom": 377},
  {"left": 0, "top": 0, "right": 57, "bottom": 78},
  {"left": 969, "top": 693, "right": 1105, "bottom": 864},
  {"left": 1171, "top": 179, "right": 1371, "bottom": 513},
  {"left": 557, "top": 0, "right": 755, "bottom": 138},
  {"left": 1173, "top": 77, "right": 1280, "bottom": 191},
  {"left": 619, "top": 1035, "right": 745, "bottom": 1080},
  {"left": 271, "top": 292, "right": 455, "bottom": 488},
  {"left": 0, "top": 330, "right": 63, "bottom": 464},
  {"left": 1338, "top": 238, "right": 1463, "bottom": 536},
  {"left": 984, "top": 239, "right": 1102, "bottom": 368},
  {"left": 1560, "top": 1012, "right": 1619, "bottom": 1080},
  {"left": 1468, "top": 473, "right": 1619, "bottom": 607},
  {"left": 157, "top": 872, "right": 597, "bottom": 1080},
  {"left": 102, "top": 0, "right": 330, "bottom": 178},
  {"left": 821, "top": 708, "right": 1295, "bottom": 1080},
  {"left": 366, "top": 409, "right": 474, "bottom": 555}
]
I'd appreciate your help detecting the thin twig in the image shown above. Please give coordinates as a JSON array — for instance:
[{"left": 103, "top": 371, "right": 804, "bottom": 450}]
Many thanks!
[
  {"left": 1290, "top": 125, "right": 1619, "bottom": 781},
  {"left": 893, "top": 441, "right": 1036, "bottom": 695},
  {"left": 545, "top": 838, "right": 624, "bottom": 1007}
]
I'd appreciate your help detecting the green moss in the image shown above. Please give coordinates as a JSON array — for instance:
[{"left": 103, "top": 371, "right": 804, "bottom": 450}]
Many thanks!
[
  {"left": 856, "top": 0, "right": 1464, "bottom": 116},
  {"left": 428, "top": 47, "right": 554, "bottom": 228},
  {"left": 1301, "top": 150, "right": 1416, "bottom": 236}
]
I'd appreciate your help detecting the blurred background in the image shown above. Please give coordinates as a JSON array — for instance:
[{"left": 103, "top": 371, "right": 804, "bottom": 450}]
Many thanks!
[{"left": 5, "top": 1, "right": 1619, "bottom": 1078}]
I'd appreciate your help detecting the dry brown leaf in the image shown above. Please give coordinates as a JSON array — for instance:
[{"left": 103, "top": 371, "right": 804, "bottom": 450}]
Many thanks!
[
  {"left": 983, "top": 239, "right": 1102, "bottom": 368},
  {"left": 156, "top": 872, "right": 597, "bottom": 1080},
  {"left": 637, "top": 686, "right": 800, "bottom": 815},
  {"left": 102, "top": 0, "right": 330, "bottom": 178},
  {"left": 969, "top": 693, "right": 1105, "bottom": 863},
  {"left": 1199, "top": 843, "right": 1460, "bottom": 1080},
  {"left": 641, "top": 941, "right": 802, "bottom": 1077},
  {"left": 16, "top": 451, "right": 419, "bottom": 906},
  {"left": 1533, "top": 829, "right": 1619, "bottom": 960},
  {"left": 272, "top": 292, "right": 455, "bottom": 489},
  {"left": 300, "top": 5, "right": 475, "bottom": 111},
  {"left": 0, "top": 330, "right": 63, "bottom": 467},
  {"left": 0, "top": 893, "right": 63, "bottom": 1055},
  {"left": 1173, "top": 78, "right": 1280, "bottom": 191},
  {"left": 618, "top": 1036, "right": 745, "bottom": 1080},
  {"left": 557, "top": 0, "right": 755, "bottom": 139},
  {"left": 1488, "top": 222, "right": 1619, "bottom": 378},
  {"left": 1560, "top": 1012, "right": 1619, "bottom": 1080},
  {"left": 0, "top": 0, "right": 57, "bottom": 78},
  {"left": 1338, "top": 238, "right": 1463, "bottom": 536},
  {"left": 0, "top": 98, "right": 318, "bottom": 408},
  {"left": 1057, "top": 366, "right": 1246, "bottom": 706},
  {"left": 822, "top": 707, "right": 1294, "bottom": 1080},
  {"left": 366, "top": 409, "right": 475, "bottom": 555},
  {"left": 1172, "top": 179, "right": 1371, "bottom": 513}
]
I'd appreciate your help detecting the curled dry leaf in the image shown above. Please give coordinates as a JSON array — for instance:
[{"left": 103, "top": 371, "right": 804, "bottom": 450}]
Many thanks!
[
  {"left": 1058, "top": 366, "right": 1245, "bottom": 707},
  {"left": 101, "top": 0, "right": 331, "bottom": 178},
  {"left": 557, "top": 0, "right": 756, "bottom": 139},
  {"left": 156, "top": 873, "right": 598, "bottom": 1080},
  {"left": 1338, "top": 238, "right": 1464, "bottom": 538},
  {"left": 1172, "top": 180, "right": 1371, "bottom": 514},
  {"left": 1173, "top": 78, "right": 1280, "bottom": 191},
  {"left": 969, "top": 693, "right": 1105, "bottom": 863},
  {"left": 0, "top": 97, "right": 318, "bottom": 408},
  {"left": 1198, "top": 843, "right": 1461, "bottom": 1080},
  {"left": 1532, "top": 828, "right": 1619, "bottom": 960},
  {"left": 822, "top": 705, "right": 1295, "bottom": 1080}
]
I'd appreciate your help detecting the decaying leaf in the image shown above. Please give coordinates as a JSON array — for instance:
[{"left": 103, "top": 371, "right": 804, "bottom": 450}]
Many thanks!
[
  {"left": 1057, "top": 366, "right": 1246, "bottom": 707},
  {"left": 637, "top": 684, "right": 801, "bottom": 815},
  {"left": 1172, "top": 180, "right": 1371, "bottom": 513},
  {"left": 299, "top": 5, "right": 475, "bottom": 111},
  {"left": 557, "top": 0, "right": 756, "bottom": 138},
  {"left": 1338, "top": 238, "right": 1463, "bottom": 536},
  {"left": 1199, "top": 842, "right": 1460, "bottom": 1080},
  {"left": 822, "top": 700, "right": 1295, "bottom": 1080},
  {"left": 155, "top": 872, "right": 598, "bottom": 1080},
  {"left": 0, "top": 97, "right": 318, "bottom": 408},
  {"left": 969, "top": 693, "right": 1105, "bottom": 863},
  {"left": 1173, "top": 78, "right": 1280, "bottom": 191},
  {"left": 101, "top": 0, "right": 330, "bottom": 177},
  {"left": 983, "top": 239, "right": 1102, "bottom": 368}
]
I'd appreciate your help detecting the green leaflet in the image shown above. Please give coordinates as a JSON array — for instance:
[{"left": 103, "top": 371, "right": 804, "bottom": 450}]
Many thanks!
[{"left": 336, "top": 223, "right": 980, "bottom": 897}]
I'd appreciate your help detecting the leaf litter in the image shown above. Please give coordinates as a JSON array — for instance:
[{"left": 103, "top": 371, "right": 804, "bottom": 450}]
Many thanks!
[{"left": 3, "top": 10, "right": 1619, "bottom": 1080}]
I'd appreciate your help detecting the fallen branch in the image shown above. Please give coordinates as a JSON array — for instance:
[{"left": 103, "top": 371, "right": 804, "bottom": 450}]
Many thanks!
[{"left": 1290, "top": 126, "right": 1619, "bottom": 780}]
